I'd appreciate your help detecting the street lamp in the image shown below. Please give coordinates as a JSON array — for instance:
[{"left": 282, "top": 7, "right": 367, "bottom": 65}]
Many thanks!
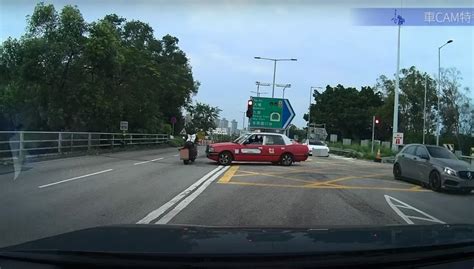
[
  {"left": 437, "top": 39, "right": 453, "bottom": 146},
  {"left": 276, "top": 83, "right": 291, "bottom": 99},
  {"left": 308, "top": 86, "right": 323, "bottom": 139},
  {"left": 391, "top": 10, "right": 405, "bottom": 152},
  {"left": 252, "top": 81, "right": 270, "bottom": 97},
  {"left": 254, "top": 57, "right": 297, "bottom": 98}
]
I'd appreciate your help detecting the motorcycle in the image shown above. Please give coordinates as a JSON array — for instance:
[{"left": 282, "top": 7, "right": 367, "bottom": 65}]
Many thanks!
[{"left": 179, "top": 134, "right": 198, "bottom": 165}]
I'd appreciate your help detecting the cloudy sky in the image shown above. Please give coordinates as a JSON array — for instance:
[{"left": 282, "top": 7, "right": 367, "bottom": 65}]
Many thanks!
[{"left": 1, "top": 0, "right": 472, "bottom": 128}]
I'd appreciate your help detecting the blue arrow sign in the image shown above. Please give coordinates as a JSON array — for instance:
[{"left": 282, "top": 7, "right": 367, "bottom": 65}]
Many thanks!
[{"left": 282, "top": 99, "right": 295, "bottom": 129}]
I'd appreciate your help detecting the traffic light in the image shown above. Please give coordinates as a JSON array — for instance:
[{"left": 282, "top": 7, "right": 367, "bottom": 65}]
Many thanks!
[
  {"left": 374, "top": 116, "right": 381, "bottom": 125},
  {"left": 246, "top": 99, "right": 253, "bottom": 118}
]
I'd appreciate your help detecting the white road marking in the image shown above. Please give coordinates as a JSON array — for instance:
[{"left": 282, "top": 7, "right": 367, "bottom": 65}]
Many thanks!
[
  {"left": 173, "top": 154, "right": 179, "bottom": 157},
  {"left": 133, "top": 157, "right": 164, "bottom": 165},
  {"left": 330, "top": 155, "right": 356, "bottom": 162},
  {"left": 38, "top": 169, "right": 114, "bottom": 188},
  {"left": 137, "top": 165, "right": 225, "bottom": 224},
  {"left": 155, "top": 166, "right": 230, "bottom": 224},
  {"left": 384, "top": 195, "right": 445, "bottom": 225}
]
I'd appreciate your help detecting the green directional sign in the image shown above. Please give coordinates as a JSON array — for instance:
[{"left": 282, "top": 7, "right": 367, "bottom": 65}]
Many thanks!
[{"left": 250, "top": 97, "right": 295, "bottom": 129}]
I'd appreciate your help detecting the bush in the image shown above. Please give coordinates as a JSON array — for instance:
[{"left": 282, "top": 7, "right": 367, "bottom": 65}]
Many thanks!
[
  {"left": 168, "top": 137, "right": 184, "bottom": 147},
  {"left": 329, "top": 141, "right": 396, "bottom": 160}
]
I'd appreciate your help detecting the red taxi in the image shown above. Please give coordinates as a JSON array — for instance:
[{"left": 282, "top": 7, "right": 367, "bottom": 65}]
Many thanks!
[{"left": 206, "top": 133, "right": 309, "bottom": 166}]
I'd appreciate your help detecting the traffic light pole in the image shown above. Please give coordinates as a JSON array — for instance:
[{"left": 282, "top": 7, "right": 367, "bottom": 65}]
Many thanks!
[{"left": 371, "top": 115, "right": 375, "bottom": 154}]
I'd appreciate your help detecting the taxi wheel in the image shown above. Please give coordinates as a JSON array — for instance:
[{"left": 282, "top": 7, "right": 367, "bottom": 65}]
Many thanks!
[
  {"left": 429, "top": 171, "right": 442, "bottom": 192},
  {"left": 280, "top": 153, "right": 293, "bottom": 166},
  {"left": 218, "top": 151, "right": 233, "bottom": 166}
]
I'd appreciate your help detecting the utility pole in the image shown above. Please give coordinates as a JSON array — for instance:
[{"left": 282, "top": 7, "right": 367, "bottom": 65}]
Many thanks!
[
  {"left": 391, "top": 9, "right": 404, "bottom": 152},
  {"left": 423, "top": 76, "right": 427, "bottom": 144},
  {"left": 371, "top": 116, "right": 376, "bottom": 153}
]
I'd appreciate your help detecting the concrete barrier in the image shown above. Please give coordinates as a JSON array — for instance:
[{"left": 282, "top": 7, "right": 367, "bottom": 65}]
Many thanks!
[{"left": 343, "top": 138, "right": 351, "bottom": 145}]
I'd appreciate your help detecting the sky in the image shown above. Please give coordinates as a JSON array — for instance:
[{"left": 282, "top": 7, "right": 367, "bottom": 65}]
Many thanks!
[{"left": 1, "top": 0, "right": 473, "bottom": 129}]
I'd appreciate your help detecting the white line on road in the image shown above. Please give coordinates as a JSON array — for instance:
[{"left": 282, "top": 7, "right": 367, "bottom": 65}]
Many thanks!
[
  {"left": 137, "top": 165, "right": 225, "bottom": 224},
  {"left": 155, "top": 166, "right": 230, "bottom": 224},
  {"left": 38, "top": 169, "right": 114, "bottom": 188},
  {"left": 384, "top": 195, "right": 445, "bottom": 225},
  {"left": 133, "top": 157, "right": 164, "bottom": 165},
  {"left": 173, "top": 154, "right": 179, "bottom": 157}
]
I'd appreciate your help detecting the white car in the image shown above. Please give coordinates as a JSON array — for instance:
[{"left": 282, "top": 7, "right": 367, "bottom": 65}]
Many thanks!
[{"left": 304, "top": 140, "right": 330, "bottom": 157}]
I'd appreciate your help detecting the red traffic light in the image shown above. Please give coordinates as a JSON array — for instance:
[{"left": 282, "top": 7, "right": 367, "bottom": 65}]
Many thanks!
[
  {"left": 246, "top": 99, "right": 253, "bottom": 118},
  {"left": 374, "top": 116, "right": 381, "bottom": 125}
]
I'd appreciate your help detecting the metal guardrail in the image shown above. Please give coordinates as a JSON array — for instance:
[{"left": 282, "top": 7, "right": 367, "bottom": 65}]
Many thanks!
[{"left": 0, "top": 131, "right": 169, "bottom": 160}]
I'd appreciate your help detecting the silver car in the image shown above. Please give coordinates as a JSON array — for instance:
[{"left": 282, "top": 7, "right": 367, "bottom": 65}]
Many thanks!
[{"left": 393, "top": 144, "right": 474, "bottom": 194}]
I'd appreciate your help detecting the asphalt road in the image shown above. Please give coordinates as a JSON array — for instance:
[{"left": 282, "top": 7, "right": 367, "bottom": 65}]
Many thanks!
[{"left": 1, "top": 147, "right": 473, "bottom": 248}]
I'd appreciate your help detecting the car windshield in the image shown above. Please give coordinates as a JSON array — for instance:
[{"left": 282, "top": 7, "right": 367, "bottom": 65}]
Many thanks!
[
  {"left": 1, "top": 0, "right": 473, "bottom": 257},
  {"left": 233, "top": 134, "right": 251, "bottom": 144},
  {"left": 427, "top": 147, "right": 458, "bottom": 160}
]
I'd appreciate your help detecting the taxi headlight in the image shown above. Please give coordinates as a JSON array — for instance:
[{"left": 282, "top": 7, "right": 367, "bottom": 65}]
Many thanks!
[{"left": 208, "top": 147, "right": 215, "bottom": 153}]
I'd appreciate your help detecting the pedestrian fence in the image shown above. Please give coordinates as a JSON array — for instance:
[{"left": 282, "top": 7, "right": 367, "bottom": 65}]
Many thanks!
[{"left": 0, "top": 131, "right": 169, "bottom": 160}]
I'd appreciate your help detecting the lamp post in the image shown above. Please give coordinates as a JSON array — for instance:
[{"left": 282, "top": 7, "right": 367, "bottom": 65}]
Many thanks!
[
  {"left": 254, "top": 57, "right": 297, "bottom": 98},
  {"left": 437, "top": 39, "right": 453, "bottom": 146},
  {"left": 308, "top": 86, "right": 323, "bottom": 140},
  {"left": 391, "top": 9, "right": 405, "bottom": 152},
  {"left": 276, "top": 83, "right": 291, "bottom": 98},
  {"left": 252, "top": 81, "right": 270, "bottom": 97}
]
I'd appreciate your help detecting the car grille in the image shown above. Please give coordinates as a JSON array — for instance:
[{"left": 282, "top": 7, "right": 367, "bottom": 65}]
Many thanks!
[{"left": 458, "top": 171, "right": 474, "bottom": 180}]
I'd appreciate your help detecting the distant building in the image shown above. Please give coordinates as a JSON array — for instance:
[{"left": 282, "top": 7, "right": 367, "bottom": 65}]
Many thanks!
[
  {"left": 230, "top": 120, "right": 238, "bottom": 134},
  {"left": 220, "top": 118, "right": 229, "bottom": 129},
  {"left": 214, "top": 118, "right": 221, "bottom": 128},
  {"left": 214, "top": 128, "right": 229, "bottom": 135}
]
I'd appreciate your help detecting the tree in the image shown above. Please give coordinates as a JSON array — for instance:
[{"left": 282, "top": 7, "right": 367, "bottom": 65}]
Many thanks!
[
  {"left": 304, "top": 84, "right": 383, "bottom": 140},
  {"left": 185, "top": 103, "right": 221, "bottom": 134},
  {"left": 0, "top": 3, "right": 198, "bottom": 133}
]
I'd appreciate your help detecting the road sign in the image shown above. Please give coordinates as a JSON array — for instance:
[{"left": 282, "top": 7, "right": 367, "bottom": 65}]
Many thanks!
[
  {"left": 249, "top": 97, "right": 295, "bottom": 129},
  {"left": 392, "top": 132, "right": 404, "bottom": 145},
  {"left": 120, "top": 121, "right": 128, "bottom": 131}
]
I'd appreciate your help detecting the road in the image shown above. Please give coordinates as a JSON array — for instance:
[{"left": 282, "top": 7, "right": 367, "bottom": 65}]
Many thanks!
[{"left": 1, "top": 147, "right": 473, "bottom": 247}]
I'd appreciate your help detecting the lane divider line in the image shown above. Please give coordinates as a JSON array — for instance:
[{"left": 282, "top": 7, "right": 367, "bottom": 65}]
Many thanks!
[
  {"left": 38, "top": 169, "right": 114, "bottom": 188},
  {"left": 134, "top": 157, "right": 164, "bottom": 165},
  {"left": 155, "top": 166, "right": 230, "bottom": 224},
  {"left": 384, "top": 195, "right": 445, "bottom": 225},
  {"left": 137, "top": 165, "right": 225, "bottom": 224}
]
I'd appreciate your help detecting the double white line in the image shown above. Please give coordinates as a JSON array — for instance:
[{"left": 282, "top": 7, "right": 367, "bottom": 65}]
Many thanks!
[{"left": 137, "top": 165, "right": 230, "bottom": 224}]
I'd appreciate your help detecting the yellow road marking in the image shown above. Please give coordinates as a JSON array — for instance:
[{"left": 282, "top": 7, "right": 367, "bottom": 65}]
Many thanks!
[
  {"left": 219, "top": 180, "right": 430, "bottom": 192},
  {"left": 409, "top": 185, "right": 423, "bottom": 190},
  {"left": 217, "top": 165, "right": 239, "bottom": 183},
  {"left": 235, "top": 170, "right": 316, "bottom": 184}
]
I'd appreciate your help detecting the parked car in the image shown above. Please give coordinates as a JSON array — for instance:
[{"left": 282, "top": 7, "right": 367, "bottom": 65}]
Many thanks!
[
  {"left": 206, "top": 133, "right": 309, "bottom": 166},
  {"left": 393, "top": 144, "right": 474, "bottom": 194},
  {"left": 303, "top": 139, "right": 330, "bottom": 157}
]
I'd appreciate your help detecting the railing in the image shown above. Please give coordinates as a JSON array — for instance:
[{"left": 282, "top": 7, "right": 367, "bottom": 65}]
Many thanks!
[{"left": 0, "top": 131, "right": 169, "bottom": 160}]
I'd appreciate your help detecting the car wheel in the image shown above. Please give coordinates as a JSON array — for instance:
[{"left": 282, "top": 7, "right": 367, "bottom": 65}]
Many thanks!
[
  {"left": 183, "top": 160, "right": 189, "bottom": 165},
  {"left": 429, "top": 171, "right": 442, "bottom": 192},
  {"left": 218, "top": 151, "right": 232, "bottom": 166},
  {"left": 393, "top": 163, "right": 402, "bottom": 180},
  {"left": 280, "top": 153, "right": 293, "bottom": 166}
]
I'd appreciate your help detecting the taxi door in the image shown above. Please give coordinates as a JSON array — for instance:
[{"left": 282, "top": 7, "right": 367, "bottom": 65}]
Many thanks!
[
  {"left": 236, "top": 134, "right": 264, "bottom": 162},
  {"left": 262, "top": 135, "right": 286, "bottom": 162}
]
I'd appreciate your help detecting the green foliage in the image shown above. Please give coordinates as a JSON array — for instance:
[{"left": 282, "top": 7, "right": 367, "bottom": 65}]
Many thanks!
[
  {"left": 185, "top": 102, "right": 221, "bottom": 134},
  {"left": 305, "top": 84, "right": 383, "bottom": 140},
  {"left": 168, "top": 136, "right": 184, "bottom": 147},
  {"left": 305, "top": 66, "right": 472, "bottom": 148},
  {"left": 288, "top": 124, "right": 306, "bottom": 141},
  {"left": 0, "top": 3, "right": 198, "bottom": 132},
  {"left": 329, "top": 142, "right": 397, "bottom": 160}
]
